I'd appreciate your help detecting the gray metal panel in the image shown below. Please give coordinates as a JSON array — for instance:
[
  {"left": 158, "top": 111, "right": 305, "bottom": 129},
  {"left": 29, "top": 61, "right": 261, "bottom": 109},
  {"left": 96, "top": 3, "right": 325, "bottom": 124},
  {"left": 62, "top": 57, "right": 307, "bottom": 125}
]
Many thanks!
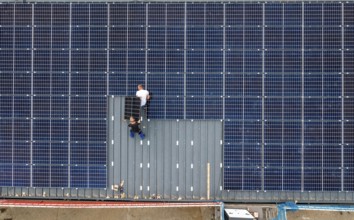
[{"left": 108, "top": 96, "right": 223, "bottom": 200}]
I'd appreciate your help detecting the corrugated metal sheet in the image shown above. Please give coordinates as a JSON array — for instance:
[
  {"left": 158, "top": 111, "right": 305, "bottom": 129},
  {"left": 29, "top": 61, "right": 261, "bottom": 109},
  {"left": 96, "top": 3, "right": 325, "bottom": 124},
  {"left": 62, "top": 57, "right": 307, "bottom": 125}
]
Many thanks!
[{"left": 108, "top": 96, "right": 223, "bottom": 200}]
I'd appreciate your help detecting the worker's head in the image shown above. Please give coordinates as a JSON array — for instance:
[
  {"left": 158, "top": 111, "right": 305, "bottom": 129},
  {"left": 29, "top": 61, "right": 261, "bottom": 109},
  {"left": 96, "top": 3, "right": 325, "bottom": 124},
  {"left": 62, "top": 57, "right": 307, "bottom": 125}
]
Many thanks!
[
  {"left": 129, "top": 116, "right": 135, "bottom": 122},
  {"left": 137, "top": 84, "right": 143, "bottom": 90}
]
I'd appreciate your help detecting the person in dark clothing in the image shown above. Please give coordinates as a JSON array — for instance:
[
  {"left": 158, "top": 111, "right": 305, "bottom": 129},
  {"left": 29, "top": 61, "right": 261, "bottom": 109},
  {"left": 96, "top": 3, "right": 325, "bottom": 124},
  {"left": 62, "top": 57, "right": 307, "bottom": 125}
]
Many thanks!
[{"left": 128, "top": 116, "right": 145, "bottom": 140}]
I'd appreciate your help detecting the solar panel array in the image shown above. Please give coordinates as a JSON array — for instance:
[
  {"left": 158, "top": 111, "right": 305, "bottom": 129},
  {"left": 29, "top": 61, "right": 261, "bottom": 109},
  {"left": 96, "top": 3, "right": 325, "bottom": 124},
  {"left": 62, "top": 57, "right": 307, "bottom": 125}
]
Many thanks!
[{"left": 0, "top": 2, "right": 353, "bottom": 192}]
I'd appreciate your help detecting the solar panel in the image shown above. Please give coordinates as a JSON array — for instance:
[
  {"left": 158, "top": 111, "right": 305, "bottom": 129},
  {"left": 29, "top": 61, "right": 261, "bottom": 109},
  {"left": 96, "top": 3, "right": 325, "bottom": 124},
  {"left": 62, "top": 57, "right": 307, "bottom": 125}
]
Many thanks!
[{"left": 0, "top": 2, "right": 353, "bottom": 193}]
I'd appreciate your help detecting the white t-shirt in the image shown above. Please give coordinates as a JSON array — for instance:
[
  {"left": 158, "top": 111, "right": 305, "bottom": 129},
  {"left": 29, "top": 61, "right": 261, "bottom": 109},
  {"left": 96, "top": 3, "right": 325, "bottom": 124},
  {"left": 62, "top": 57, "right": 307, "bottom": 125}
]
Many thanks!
[{"left": 136, "top": 89, "right": 149, "bottom": 106}]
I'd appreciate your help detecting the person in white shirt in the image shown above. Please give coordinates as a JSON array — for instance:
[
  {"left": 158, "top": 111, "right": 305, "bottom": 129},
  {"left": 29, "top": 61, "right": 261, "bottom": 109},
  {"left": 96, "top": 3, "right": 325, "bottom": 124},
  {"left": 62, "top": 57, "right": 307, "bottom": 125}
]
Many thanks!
[{"left": 136, "top": 84, "right": 150, "bottom": 107}]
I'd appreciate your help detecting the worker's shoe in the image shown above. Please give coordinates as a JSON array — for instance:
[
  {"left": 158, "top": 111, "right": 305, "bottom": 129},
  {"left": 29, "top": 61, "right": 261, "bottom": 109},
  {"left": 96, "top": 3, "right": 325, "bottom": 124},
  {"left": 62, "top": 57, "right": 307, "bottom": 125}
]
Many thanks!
[
  {"left": 130, "top": 131, "right": 135, "bottom": 138},
  {"left": 139, "top": 132, "right": 145, "bottom": 140}
]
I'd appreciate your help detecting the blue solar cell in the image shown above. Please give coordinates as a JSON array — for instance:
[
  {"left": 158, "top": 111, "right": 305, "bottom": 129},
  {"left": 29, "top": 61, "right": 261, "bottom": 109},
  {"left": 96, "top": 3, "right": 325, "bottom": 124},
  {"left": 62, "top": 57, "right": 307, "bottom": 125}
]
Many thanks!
[
  {"left": 284, "top": 27, "right": 302, "bottom": 49},
  {"left": 187, "top": 4, "right": 204, "bottom": 26},
  {"left": 127, "top": 50, "right": 145, "bottom": 71},
  {"left": 265, "top": 3, "right": 283, "bottom": 26},
  {"left": 244, "top": 27, "right": 262, "bottom": 50},
  {"left": 0, "top": 138, "right": 13, "bottom": 162},
  {"left": 148, "top": 96, "right": 165, "bottom": 119},
  {"left": 206, "top": 51, "right": 223, "bottom": 72},
  {"left": 90, "top": 27, "right": 107, "bottom": 49},
  {"left": 33, "top": 96, "right": 50, "bottom": 118},
  {"left": 264, "top": 98, "right": 283, "bottom": 120},
  {"left": 51, "top": 166, "right": 68, "bottom": 187},
  {"left": 265, "top": 74, "right": 282, "bottom": 96},
  {"left": 34, "top": 4, "right": 51, "bottom": 26},
  {"left": 167, "top": 27, "right": 184, "bottom": 50},
  {"left": 283, "top": 145, "right": 301, "bottom": 166},
  {"left": 15, "top": 4, "right": 32, "bottom": 26},
  {"left": 264, "top": 144, "right": 282, "bottom": 167},
  {"left": 109, "top": 51, "right": 126, "bottom": 73},
  {"left": 0, "top": 96, "right": 12, "bottom": 118},
  {"left": 243, "top": 168, "right": 262, "bottom": 190},
  {"left": 90, "top": 74, "right": 106, "bottom": 95},
  {"left": 345, "top": 145, "right": 354, "bottom": 168},
  {"left": 52, "top": 27, "right": 70, "bottom": 49},
  {"left": 244, "top": 51, "right": 262, "bottom": 72},
  {"left": 148, "top": 4, "right": 166, "bottom": 26},
  {"left": 0, "top": 27, "right": 13, "bottom": 49},
  {"left": 243, "top": 121, "right": 262, "bottom": 144},
  {"left": 165, "top": 97, "right": 183, "bottom": 119},
  {"left": 51, "top": 120, "right": 68, "bottom": 142},
  {"left": 110, "top": 4, "right": 127, "bottom": 26},
  {"left": 187, "top": 27, "right": 204, "bottom": 50},
  {"left": 33, "top": 26, "right": 52, "bottom": 50},
  {"left": 226, "top": 4, "right": 243, "bottom": 26},
  {"left": 344, "top": 122, "right": 354, "bottom": 144},
  {"left": 0, "top": 4, "right": 14, "bottom": 26},
  {"left": 322, "top": 169, "right": 341, "bottom": 191},
  {"left": 13, "top": 165, "right": 30, "bottom": 187},
  {"left": 109, "top": 73, "right": 126, "bottom": 95},
  {"left": 71, "top": 166, "right": 88, "bottom": 187},
  {"left": 72, "top": 27, "right": 89, "bottom": 49},
  {"left": 186, "top": 97, "right": 204, "bottom": 119},
  {"left": 34, "top": 50, "right": 51, "bottom": 72},
  {"left": 128, "top": 4, "right": 145, "bottom": 26},
  {"left": 70, "top": 120, "right": 88, "bottom": 141},
  {"left": 323, "top": 51, "right": 342, "bottom": 73},
  {"left": 52, "top": 4, "right": 70, "bottom": 26},
  {"left": 88, "top": 119, "right": 106, "bottom": 142},
  {"left": 33, "top": 120, "right": 51, "bottom": 142},
  {"left": 90, "top": 4, "right": 107, "bottom": 26},
  {"left": 51, "top": 96, "right": 68, "bottom": 118},
  {"left": 323, "top": 3, "right": 342, "bottom": 26},
  {"left": 72, "top": 4, "right": 89, "bottom": 26},
  {"left": 283, "top": 125, "right": 302, "bottom": 145},
  {"left": 89, "top": 166, "right": 106, "bottom": 188},
  {"left": 51, "top": 142, "right": 69, "bottom": 164},
  {"left": 90, "top": 51, "right": 107, "bottom": 72},
  {"left": 323, "top": 122, "right": 341, "bottom": 144},
  {"left": 345, "top": 51, "right": 354, "bottom": 73},
  {"left": 283, "top": 168, "right": 302, "bottom": 190},
  {"left": 226, "top": 51, "right": 243, "bottom": 73},
  {"left": 244, "top": 74, "right": 262, "bottom": 96},
  {"left": 33, "top": 166, "right": 50, "bottom": 187},
  {"left": 345, "top": 168, "right": 354, "bottom": 191},
  {"left": 148, "top": 50, "right": 165, "bottom": 72},
  {"left": 304, "top": 169, "right": 323, "bottom": 191},
  {"left": 71, "top": 96, "right": 89, "bottom": 118},
  {"left": 265, "top": 51, "right": 283, "bottom": 73},
  {"left": 284, "top": 4, "right": 302, "bottom": 26},
  {"left": 304, "top": 145, "right": 323, "bottom": 168},
  {"left": 244, "top": 4, "right": 262, "bottom": 26},
  {"left": 205, "top": 97, "right": 223, "bottom": 119},
  {"left": 244, "top": 98, "right": 262, "bottom": 121},
  {"left": 13, "top": 141, "right": 30, "bottom": 163},
  {"left": 0, "top": 51, "right": 13, "bottom": 72},
  {"left": 71, "top": 73, "right": 88, "bottom": 95},
  {"left": 265, "top": 122, "right": 283, "bottom": 144},
  {"left": 225, "top": 97, "right": 244, "bottom": 120},
  {"left": 127, "top": 73, "right": 145, "bottom": 95},
  {"left": 166, "top": 74, "right": 183, "bottom": 96},
  {"left": 0, "top": 165, "right": 12, "bottom": 186},
  {"left": 148, "top": 27, "right": 166, "bottom": 49},
  {"left": 89, "top": 143, "right": 106, "bottom": 165},
  {"left": 206, "top": 3, "right": 223, "bottom": 25},
  {"left": 14, "top": 51, "right": 31, "bottom": 72},
  {"left": 304, "top": 98, "right": 322, "bottom": 121},
  {"left": 33, "top": 143, "right": 50, "bottom": 164},
  {"left": 304, "top": 4, "right": 322, "bottom": 26},
  {"left": 166, "top": 4, "right": 184, "bottom": 26},
  {"left": 265, "top": 27, "right": 283, "bottom": 50},
  {"left": 264, "top": 168, "right": 283, "bottom": 190},
  {"left": 304, "top": 27, "right": 322, "bottom": 50},
  {"left": 225, "top": 74, "right": 243, "bottom": 96},
  {"left": 323, "top": 98, "right": 341, "bottom": 120},
  {"left": 13, "top": 96, "right": 30, "bottom": 118}
]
